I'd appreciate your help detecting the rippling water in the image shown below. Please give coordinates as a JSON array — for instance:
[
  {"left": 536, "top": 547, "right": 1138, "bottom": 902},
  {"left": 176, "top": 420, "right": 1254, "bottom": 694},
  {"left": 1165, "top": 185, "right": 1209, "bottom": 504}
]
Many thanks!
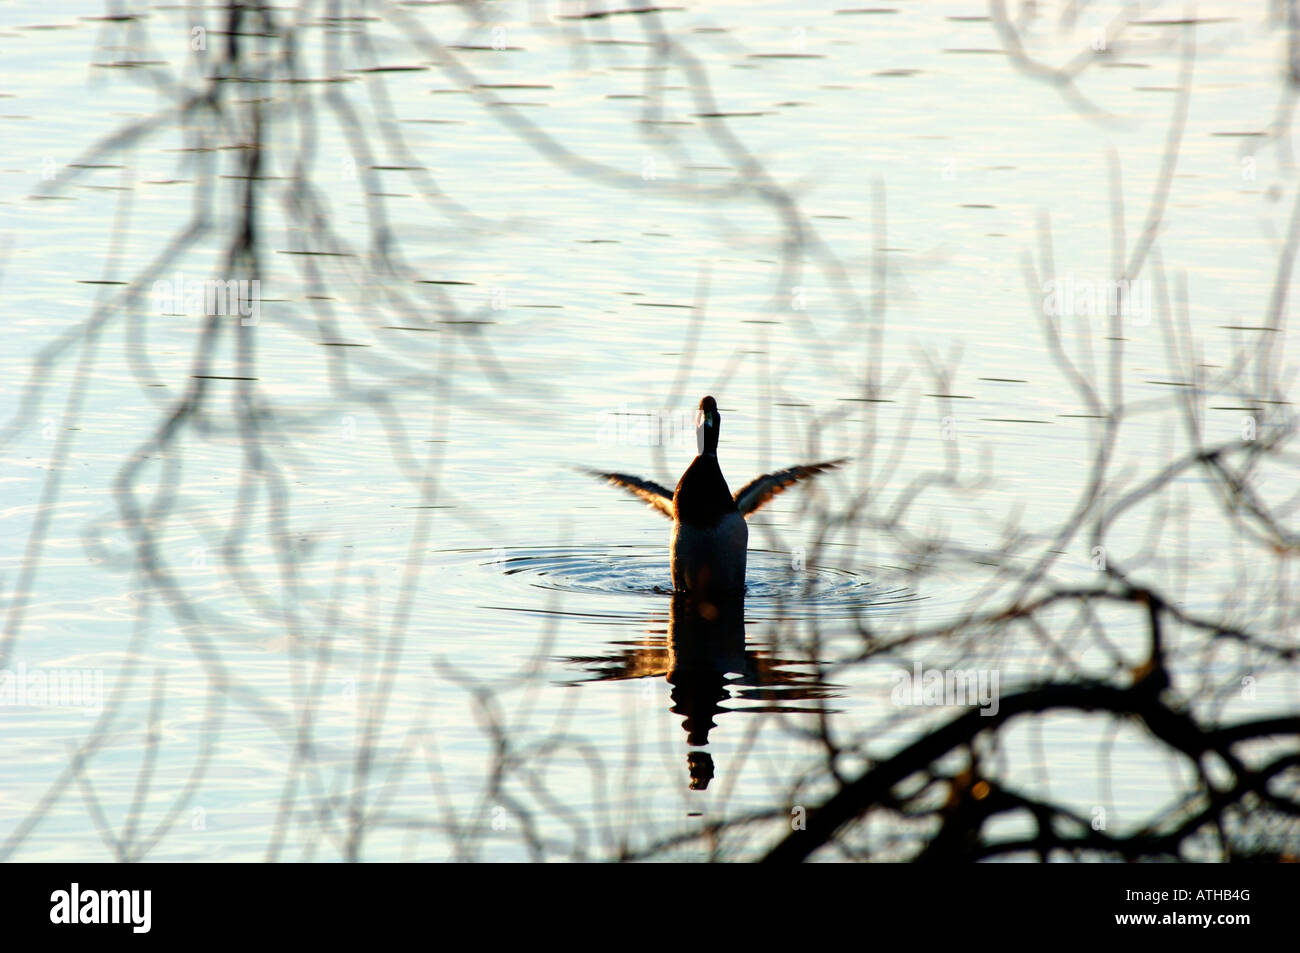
[
  {"left": 1, "top": 0, "right": 1294, "bottom": 861},
  {"left": 450, "top": 544, "right": 921, "bottom": 615}
]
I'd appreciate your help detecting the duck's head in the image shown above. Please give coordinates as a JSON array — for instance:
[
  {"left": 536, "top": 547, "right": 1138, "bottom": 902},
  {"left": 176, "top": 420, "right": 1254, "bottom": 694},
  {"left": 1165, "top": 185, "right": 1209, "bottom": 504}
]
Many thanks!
[{"left": 695, "top": 395, "right": 720, "bottom": 455}]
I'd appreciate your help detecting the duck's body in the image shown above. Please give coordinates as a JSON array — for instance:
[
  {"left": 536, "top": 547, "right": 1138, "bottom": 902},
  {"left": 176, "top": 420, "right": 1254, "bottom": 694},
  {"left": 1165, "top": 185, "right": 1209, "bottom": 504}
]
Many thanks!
[
  {"left": 672, "top": 449, "right": 748, "bottom": 592},
  {"left": 587, "top": 396, "right": 844, "bottom": 597}
]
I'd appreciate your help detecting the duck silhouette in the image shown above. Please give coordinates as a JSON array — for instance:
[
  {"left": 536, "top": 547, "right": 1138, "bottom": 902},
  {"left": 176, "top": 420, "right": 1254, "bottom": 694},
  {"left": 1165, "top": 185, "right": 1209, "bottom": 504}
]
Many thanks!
[
  {"left": 586, "top": 396, "right": 845, "bottom": 596},
  {"left": 563, "top": 590, "right": 840, "bottom": 790}
]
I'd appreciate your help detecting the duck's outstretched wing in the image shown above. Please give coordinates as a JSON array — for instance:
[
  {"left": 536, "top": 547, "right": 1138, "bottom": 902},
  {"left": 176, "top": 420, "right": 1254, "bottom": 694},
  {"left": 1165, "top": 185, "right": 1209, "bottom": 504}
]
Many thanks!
[
  {"left": 733, "top": 459, "right": 847, "bottom": 517},
  {"left": 582, "top": 469, "right": 676, "bottom": 520}
]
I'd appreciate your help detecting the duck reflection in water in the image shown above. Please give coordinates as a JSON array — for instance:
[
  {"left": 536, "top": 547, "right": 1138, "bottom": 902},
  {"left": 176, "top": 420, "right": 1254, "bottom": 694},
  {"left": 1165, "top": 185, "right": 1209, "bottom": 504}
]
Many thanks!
[{"left": 564, "top": 589, "right": 838, "bottom": 791}]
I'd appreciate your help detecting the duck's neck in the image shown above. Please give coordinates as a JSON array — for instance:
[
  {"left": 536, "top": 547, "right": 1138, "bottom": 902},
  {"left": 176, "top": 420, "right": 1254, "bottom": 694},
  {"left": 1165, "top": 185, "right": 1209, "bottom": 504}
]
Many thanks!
[
  {"left": 696, "top": 421, "right": 718, "bottom": 455},
  {"left": 675, "top": 454, "right": 736, "bottom": 524}
]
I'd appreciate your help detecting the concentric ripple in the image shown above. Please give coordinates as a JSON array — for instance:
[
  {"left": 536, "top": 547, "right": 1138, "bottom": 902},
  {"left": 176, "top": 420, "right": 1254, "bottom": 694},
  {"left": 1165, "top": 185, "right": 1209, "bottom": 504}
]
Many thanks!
[{"left": 442, "top": 545, "right": 921, "bottom": 620}]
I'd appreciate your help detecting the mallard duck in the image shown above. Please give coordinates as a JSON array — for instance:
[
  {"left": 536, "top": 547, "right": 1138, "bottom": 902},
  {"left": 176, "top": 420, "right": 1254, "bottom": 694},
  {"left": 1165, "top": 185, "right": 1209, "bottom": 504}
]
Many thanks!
[{"left": 586, "top": 396, "right": 845, "bottom": 595}]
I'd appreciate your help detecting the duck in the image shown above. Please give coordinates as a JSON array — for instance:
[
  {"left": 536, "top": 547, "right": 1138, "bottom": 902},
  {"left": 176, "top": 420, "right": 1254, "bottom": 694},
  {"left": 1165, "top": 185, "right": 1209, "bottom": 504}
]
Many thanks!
[{"left": 585, "top": 396, "right": 846, "bottom": 595}]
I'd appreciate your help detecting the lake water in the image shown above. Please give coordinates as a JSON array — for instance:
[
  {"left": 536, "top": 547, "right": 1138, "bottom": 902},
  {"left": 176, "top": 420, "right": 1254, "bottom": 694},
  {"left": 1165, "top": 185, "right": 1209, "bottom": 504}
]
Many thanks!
[{"left": 1, "top": 0, "right": 1297, "bottom": 861}]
